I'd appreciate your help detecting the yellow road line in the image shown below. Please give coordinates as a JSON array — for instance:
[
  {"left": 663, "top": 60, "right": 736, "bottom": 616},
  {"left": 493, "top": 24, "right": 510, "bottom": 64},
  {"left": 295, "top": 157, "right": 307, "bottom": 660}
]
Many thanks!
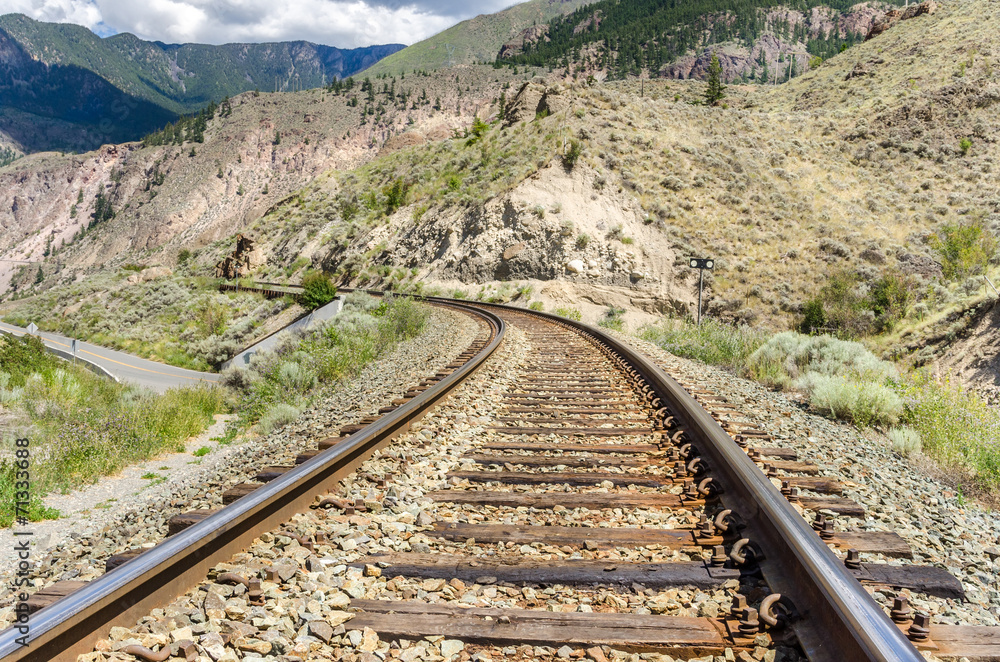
[{"left": 0, "top": 323, "right": 216, "bottom": 383}]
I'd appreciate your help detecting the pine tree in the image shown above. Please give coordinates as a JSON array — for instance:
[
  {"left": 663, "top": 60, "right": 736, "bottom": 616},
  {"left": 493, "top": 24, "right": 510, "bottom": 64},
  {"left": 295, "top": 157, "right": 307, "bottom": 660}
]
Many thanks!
[{"left": 704, "top": 52, "right": 725, "bottom": 106}]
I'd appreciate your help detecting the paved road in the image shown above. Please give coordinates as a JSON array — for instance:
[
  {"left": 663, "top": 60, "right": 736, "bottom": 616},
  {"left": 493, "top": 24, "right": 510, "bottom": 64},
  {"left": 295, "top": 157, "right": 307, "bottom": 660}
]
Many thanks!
[{"left": 0, "top": 321, "right": 220, "bottom": 393}]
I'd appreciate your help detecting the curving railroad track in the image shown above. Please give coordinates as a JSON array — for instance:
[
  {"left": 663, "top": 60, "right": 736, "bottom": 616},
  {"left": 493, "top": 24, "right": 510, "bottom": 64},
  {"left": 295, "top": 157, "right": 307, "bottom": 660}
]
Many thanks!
[{"left": 2, "top": 296, "right": 998, "bottom": 662}]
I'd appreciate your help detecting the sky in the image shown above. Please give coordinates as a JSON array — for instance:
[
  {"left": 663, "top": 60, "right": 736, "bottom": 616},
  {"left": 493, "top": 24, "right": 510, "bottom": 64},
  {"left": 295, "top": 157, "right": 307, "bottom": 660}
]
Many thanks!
[{"left": 0, "top": 0, "right": 521, "bottom": 47}]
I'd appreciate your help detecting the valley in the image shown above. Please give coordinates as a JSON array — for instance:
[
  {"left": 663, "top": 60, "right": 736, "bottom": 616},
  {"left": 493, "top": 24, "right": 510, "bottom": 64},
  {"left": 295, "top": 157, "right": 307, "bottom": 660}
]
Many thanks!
[
  {"left": 2, "top": 0, "right": 1000, "bottom": 659},
  {"left": 5, "top": 0, "right": 998, "bottom": 378}
]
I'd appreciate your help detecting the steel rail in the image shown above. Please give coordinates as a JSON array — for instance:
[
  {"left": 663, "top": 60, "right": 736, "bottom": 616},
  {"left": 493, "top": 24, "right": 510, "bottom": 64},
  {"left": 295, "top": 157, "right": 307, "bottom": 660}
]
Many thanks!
[
  {"left": 465, "top": 302, "right": 923, "bottom": 662},
  {"left": 0, "top": 299, "right": 504, "bottom": 661}
]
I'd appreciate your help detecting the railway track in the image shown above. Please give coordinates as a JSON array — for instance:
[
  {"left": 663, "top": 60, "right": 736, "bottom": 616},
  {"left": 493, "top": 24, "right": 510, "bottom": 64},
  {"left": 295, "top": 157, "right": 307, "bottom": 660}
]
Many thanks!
[{"left": 2, "top": 296, "right": 998, "bottom": 661}]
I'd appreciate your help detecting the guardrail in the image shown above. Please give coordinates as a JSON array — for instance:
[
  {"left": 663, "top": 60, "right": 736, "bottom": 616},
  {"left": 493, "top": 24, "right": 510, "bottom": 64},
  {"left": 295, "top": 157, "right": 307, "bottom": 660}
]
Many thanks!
[{"left": 0, "top": 329, "right": 119, "bottom": 383}]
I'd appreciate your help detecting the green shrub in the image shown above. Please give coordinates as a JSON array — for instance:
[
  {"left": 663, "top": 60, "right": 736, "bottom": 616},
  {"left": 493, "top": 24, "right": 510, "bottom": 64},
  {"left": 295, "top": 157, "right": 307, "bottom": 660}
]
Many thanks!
[
  {"left": 383, "top": 179, "right": 410, "bottom": 215},
  {"left": 747, "top": 332, "right": 898, "bottom": 387},
  {"left": 810, "top": 269, "right": 869, "bottom": 336},
  {"left": 563, "top": 139, "right": 582, "bottom": 168},
  {"left": 597, "top": 306, "right": 626, "bottom": 332},
  {"left": 960, "top": 137, "right": 972, "bottom": 155},
  {"left": 300, "top": 271, "right": 338, "bottom": 310},
  {"left": 641, "top": 318, "right": 767, "bottom": 370},
  {"left": 0, "top": 334, "right": 55, "bottom": 386},
  {"left": 576, "top": 233, "right": 590, "bottom": 249},
  {"left": 795, "top": 373, "right": 902, "bottom": 427},
  {"left": 887, "top": 427, "right": 922, "bottom": 457},
  {"left": 799, "top": 298, "right": 827, "bottom": 334},
  {"left": 528, "top": 301, "right": 544, "bottom": 311},
  {"left": 900, "top": 375, "right": 1000, "bottom": 488},
  {"left": 0, "top": 461, "right": 60, "bottom": 527},
  {"left": 553, "top": 306, "right": 582, "bottom": 321},
  {"left": 258, "top": 403, "right": 301, "bottom": 434},
  {"left": 928, "top": 218, "right": 998, "bottom": 281},
  {"left": 277, "top": 361, "right": 316, "bottom": 392},
  {"left": 868, "top": 271, "right": 914, "bottom": 332},
  {"left": 464, "top": 116, "right": 490, "bottom": 146},
  {"left": 800, "top": 268, "right": 913, "bottom": 337},
  {"left": 746, "top": 332, "right": 901, "bottom": 427}
]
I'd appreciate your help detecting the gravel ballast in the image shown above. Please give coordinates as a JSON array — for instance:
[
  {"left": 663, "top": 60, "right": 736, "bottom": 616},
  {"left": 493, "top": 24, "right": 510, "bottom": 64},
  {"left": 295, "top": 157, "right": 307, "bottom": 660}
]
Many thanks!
[
  {"left": 6, "top": 309, "right": 997, "bottom": 662},
  {"left": 617, "top": 329, "right": 1000, "bottom": 632},
  {"left": 0, "top": 305, "right": 477, "bottom": 631}
]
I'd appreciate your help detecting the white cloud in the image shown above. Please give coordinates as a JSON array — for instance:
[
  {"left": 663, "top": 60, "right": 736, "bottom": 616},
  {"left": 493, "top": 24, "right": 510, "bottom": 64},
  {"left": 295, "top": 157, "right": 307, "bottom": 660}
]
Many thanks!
[
  {"left": 1, "top": 0, "right": 522, "bottom": 47},
  {"left": 2, "top": 0, "right": 104, "bottom": 32}
]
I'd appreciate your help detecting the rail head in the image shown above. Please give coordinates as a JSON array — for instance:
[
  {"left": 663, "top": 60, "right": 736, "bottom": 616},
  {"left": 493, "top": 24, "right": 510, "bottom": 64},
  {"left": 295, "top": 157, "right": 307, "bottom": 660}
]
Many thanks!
[
  {"left": 0, "top": 299, "right": 504, "bottom": 661},
  {"left": 461, "top": 301, "right": 922, "bottom": 662}
]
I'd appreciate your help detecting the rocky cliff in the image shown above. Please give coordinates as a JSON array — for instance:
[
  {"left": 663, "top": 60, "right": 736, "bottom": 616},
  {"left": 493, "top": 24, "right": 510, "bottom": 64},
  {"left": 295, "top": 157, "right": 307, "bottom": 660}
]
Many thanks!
[{"left": 0, "top": 65, "right": 520, "bottom": 293}]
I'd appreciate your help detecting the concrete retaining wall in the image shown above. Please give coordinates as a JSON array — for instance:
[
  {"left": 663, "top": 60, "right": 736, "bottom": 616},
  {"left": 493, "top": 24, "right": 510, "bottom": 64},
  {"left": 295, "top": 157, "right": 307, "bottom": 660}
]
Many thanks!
[{"left": 221, "top": 296, "right": 344, "bottom": 371}]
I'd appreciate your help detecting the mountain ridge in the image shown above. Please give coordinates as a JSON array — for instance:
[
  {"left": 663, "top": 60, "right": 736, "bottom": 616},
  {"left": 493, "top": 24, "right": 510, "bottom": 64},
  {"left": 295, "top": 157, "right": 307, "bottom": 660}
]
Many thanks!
[
  {"left": 4, "top": 0, "right": 1000, "bottom": 391},
  {"left": 361, "top": 0, "right": 595, "bottom": 77},
  {"left": 0, "top": 13, "right": 405, "bottom": 153}
]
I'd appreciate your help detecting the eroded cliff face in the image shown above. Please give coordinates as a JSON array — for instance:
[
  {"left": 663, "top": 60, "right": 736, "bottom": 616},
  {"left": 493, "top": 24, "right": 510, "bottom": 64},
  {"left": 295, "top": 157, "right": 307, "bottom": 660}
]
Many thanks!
[
  {"left": 665, "top": 5, "right": 887, "bottom": 83},
  {"left": 285, "top": 160, "right": 692, "bottom": 325},
  {"left": 0, "top": 67, "right": 514, "bottom": 293},
  {"left": 0, "top": 97, "right": 354, "bottom": 291},
  {"left": 500, "top": 3, "right": 888, "bottom": 84}
]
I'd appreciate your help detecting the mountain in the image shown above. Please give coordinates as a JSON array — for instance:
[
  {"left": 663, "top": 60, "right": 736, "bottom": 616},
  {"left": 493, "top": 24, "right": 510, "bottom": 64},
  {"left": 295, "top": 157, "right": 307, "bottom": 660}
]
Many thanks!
[
  {"left": 497, "top": 0, "right": 902, "bottom": 82},
  {"left": 4, "top": 0, "right": 1000, "bottom": 389},
  {"left": 0, "top": 13, "right": 404, "bottom": 153},
  {"left": 361, "top": 0, "right": 595, "bottom": 77},
  {"left": 0, "top": 64, "right": 524, "bottom": 294}
]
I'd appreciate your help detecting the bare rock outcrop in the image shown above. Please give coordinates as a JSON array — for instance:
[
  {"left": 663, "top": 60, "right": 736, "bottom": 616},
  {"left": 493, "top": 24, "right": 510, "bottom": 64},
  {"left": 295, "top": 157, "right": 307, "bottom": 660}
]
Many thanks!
[
  {"left": 664, "top": 4, "right": 886, "bottom": 82},
  {"left": 498, "top": 24, "right": 550, "bottom": 60},
  {"left": 666, "top": 35, "right": 810, "bottom": 83},
  {"left": 866, "top": 1, "right": 937, "bottom": 41},
  {"left": 503, "top": 81, "right": 570, "bottom": 127}
]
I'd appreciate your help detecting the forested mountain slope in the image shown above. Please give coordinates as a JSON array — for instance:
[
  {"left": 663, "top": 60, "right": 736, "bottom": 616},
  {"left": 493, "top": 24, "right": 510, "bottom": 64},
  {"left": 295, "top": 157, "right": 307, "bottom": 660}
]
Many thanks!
[
  {"left": 499, "top": 0, "right": 903, "bottom": 82},
  {"left": 0, "top": 14, "right": 403, "bottom": 153}
]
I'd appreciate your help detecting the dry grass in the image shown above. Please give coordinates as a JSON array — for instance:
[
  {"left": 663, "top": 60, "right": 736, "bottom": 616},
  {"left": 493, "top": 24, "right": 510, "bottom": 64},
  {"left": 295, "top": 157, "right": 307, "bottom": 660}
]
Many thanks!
[
  {"left": 6, "top": 0, "right": 1000, "bottom": 364},
  {"left": 3, "top": 268, "right": 295, "bottom": 371}
]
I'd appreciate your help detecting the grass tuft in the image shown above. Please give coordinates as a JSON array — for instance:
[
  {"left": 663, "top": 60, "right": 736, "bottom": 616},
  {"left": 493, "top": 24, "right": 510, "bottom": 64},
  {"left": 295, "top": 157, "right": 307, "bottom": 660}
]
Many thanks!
[
  {"left": 0, "top": 334, "right": 225, "bottom": 527},
  {"left": 641, "top": 318, "right": 767, "bottom": 370},
  {"left": 224, "top": 292, "right": 429, "bottom": 428},
  {"left": 887, "top": 427, "right": 922, "bottom": 457}
]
